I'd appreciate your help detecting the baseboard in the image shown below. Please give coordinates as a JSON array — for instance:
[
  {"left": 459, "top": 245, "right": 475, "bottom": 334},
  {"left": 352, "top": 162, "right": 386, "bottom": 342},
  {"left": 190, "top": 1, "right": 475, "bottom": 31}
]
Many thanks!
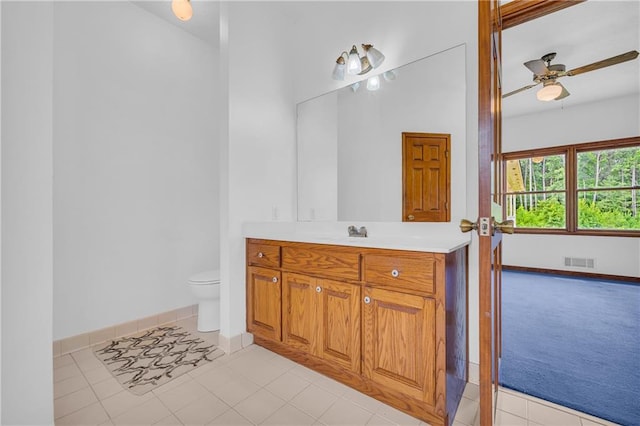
[
  {"left": 53, "top": 304, "right": 198, "bottom": 357},
  {"left": 503, "top": 265, "right": 640, "bottom": 284}
]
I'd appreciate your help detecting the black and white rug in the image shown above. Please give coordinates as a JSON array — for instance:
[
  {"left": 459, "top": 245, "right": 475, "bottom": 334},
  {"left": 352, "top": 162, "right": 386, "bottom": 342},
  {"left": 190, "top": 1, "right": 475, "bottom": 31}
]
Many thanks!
[{"left": 94, "top": 325, "right": 224, "bottom": 395}]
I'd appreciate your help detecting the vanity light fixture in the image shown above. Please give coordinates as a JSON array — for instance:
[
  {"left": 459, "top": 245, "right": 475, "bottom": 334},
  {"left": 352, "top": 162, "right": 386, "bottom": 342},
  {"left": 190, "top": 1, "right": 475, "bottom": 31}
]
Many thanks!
[
  {"left": 366, "top": 75, "right": 381, "bottom": 91},
  {"left": 332, "top": 43, "right": 385, "bottom": 80},
  {"left": 172, "top": 0, "right": 193, "bottom": 21},
  {"left": 536, "top": 81, "right": 563, "bottom": 101}
]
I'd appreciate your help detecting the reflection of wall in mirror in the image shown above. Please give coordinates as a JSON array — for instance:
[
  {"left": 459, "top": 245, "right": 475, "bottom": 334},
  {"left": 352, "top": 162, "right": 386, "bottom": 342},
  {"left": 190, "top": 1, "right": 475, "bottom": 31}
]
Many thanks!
[
  {"left": 296, "top": 44, "right": 467, "bottom": 222},
  {"left": 297, "top": 92, "right": 338, "bottom": 221}
]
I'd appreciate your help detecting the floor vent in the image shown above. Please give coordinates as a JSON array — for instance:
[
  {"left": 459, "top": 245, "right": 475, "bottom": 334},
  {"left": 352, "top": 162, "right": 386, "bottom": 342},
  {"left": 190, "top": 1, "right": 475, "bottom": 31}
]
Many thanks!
[{"left": 564, "top": 257, "right": 595, "bottom": 268}]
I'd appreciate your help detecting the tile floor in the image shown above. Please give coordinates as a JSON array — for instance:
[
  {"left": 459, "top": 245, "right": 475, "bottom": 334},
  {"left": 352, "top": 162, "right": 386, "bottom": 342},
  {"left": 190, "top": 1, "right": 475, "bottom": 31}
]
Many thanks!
[{"left": 53, "top": 317, "right": 616, "bottom": 426}]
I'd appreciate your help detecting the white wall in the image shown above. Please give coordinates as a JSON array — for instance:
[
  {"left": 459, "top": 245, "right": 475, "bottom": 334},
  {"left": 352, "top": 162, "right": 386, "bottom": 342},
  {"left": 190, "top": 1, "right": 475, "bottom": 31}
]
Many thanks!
[
  {"left": 51, "top": 2, "right": 219, "bottom": 340},
  {"left": 503, "top": 94, "right": 640, "bottom": 277},
  {"left": 1, "top": 2, "right": 54, "bottom": 423},
  {"left": 218, "top": 2, "right": 297, "bottom": 348}
]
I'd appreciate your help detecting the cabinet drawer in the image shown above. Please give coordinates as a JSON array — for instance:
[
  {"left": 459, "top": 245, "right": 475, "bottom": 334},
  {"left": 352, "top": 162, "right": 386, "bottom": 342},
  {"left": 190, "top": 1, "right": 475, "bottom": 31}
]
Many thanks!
[
  {"left": 247, "top": 242, "right": 281, "bottom": 268},
  {"left": 363, "top": 252, "right": 435, "bottom": 294},
  {"left": 282, "top": 245, "right": 360, "bottom": 281}
]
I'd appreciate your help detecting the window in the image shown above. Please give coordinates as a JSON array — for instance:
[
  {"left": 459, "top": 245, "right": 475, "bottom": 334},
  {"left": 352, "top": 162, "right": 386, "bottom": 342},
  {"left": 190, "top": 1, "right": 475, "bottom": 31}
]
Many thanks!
[{"left": 502, "top": 137, "right": 640, "bottom": 236}]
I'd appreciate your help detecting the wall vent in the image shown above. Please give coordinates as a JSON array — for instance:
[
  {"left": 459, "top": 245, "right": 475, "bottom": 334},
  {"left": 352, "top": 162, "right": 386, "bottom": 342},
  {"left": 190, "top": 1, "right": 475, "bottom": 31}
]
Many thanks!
[{"left": 564, "top": 257, "right": 595, "bottom": 268}]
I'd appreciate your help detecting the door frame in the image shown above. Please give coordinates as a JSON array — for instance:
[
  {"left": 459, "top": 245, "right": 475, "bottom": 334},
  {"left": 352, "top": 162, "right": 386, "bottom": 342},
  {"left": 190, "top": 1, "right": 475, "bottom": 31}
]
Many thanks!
[{"left": 477, "top": 1, "right": 587, "bottom": 425}]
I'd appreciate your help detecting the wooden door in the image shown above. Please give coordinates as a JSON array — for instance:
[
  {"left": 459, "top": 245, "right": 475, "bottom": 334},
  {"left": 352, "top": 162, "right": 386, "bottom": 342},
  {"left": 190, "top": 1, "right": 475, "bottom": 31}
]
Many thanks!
[
  {"left": 362, "top": 286, "right": 435, "bottom": 404},
  {"left": 282, "top": 272, "right": 315, "bottom": 352},
  {"left": 247, "top": 266, "right": 282, "bottom": 341},
  {"left": 476, "top": 2, "right": 584, "bottom": 424},
  {"left": 316, "top": 279, "right": 361, "bottom": 373},
  {"left": 402, "top": 132, "right": 451, "bottom": 222}
]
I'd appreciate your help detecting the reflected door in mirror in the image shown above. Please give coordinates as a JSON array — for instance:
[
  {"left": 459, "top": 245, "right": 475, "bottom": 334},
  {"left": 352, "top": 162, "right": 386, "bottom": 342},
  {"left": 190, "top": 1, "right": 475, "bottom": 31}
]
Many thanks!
[{"left": 402, "top": 132, "right": 451, "bottom": 222}]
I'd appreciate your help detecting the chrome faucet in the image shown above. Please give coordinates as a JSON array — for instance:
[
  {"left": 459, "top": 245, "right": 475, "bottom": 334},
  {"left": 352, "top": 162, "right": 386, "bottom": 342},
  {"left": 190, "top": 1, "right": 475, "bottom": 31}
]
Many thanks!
[{"left": 348, "top": 225, "right": 368, "bottom": 237}]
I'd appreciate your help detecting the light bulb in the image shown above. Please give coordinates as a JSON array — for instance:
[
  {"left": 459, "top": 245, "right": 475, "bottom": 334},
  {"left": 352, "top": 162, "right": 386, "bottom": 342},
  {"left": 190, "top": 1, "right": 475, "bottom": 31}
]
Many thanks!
[
  {"left": 366, "top": 75, "right": 380, "bottom": 91},
  {"left": 172, "top": 0, "right": 193, "bottom": 21},
  {"left": 347, "top": 45, "right": 362, "bottom": 75},
  {"left": 332, "top": 56, "right": 346, "bottom": 80}
]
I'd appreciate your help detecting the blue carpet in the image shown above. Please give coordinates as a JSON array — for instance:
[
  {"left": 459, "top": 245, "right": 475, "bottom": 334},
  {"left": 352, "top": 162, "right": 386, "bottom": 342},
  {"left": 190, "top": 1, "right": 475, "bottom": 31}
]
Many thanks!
[{"left": 500, "top": 271, "right": 640, "bottom": 426}]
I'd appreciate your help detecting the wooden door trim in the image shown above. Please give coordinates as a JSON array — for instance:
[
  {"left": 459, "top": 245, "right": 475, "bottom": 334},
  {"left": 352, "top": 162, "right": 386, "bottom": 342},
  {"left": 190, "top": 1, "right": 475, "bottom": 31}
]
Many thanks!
[{"left": 500, "top": 0, "right": 586, "bottom": 30}]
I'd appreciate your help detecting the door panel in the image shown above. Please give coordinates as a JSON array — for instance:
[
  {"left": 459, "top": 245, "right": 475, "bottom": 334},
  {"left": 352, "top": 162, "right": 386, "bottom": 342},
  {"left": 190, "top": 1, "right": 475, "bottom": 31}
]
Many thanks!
[
  {"left": 282, "top": 272, "right": 315, "bottom": 352},
  {"left": 362, "top": 286, "right": 435, "bottom": 404},
  {"left": 317, "top": 279, "right": 361, "bottom": 373},
  {"left": 247, "top": 266, "right": 282, "bottom": 341}
]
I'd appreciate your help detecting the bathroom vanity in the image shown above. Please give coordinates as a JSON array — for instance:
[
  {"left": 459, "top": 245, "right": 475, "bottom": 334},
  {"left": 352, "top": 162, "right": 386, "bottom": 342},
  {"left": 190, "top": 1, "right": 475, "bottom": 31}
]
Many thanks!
[{"left": 244, "top": 226, "right": 469, "bottom": 426}]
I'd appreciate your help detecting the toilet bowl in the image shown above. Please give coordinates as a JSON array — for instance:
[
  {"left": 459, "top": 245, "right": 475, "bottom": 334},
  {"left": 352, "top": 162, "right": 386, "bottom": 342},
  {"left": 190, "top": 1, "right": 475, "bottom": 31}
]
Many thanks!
[{"left": 188, "top": 270, "right": 220, "bottom": 332}]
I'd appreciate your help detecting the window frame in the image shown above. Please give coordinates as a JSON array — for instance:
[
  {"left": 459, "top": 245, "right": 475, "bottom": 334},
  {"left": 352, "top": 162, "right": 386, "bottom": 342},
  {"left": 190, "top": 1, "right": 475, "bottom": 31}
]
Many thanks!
[{"left": 501, "top": 136, "right": 640, "bottom": 237}]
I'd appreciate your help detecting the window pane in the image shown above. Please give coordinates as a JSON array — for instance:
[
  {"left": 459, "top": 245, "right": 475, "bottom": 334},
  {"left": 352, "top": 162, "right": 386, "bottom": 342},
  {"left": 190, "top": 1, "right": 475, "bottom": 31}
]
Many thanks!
[
  {"left": 577, "top": 146, "right": 640, "bottom": 189},
  {"left": 578, "top": 190, "right": 640, "bottom": 230},
  {"left": 506, "top": 155, "right": 565, "bottom": 193},
  {"left": 506, "top": 193, "right": 566, "bottom": 228}
]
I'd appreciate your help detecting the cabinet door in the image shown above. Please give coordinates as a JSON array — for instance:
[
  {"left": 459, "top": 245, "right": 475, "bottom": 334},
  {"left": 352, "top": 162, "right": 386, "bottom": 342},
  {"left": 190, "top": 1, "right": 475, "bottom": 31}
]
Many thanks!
[
  {"left": 317, "top": 279, "right": 361, "bottom": 373},
  {"left": 282, "top": 272, "right": 316, "bottom": 353},
  {"left": 362, "top": 286, "right": 435, "bottom": 403},
  {"left": 247, "top": 266, "right": 281, "bottom": 341}
]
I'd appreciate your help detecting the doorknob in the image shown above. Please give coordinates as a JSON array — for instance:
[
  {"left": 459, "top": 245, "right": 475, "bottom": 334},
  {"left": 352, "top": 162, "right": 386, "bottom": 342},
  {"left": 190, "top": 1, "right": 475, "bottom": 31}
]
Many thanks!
[
  {"left": 493, "top": 219, "right": 515, "bottom": 234},
  {"left": 459, "top": 218, "right": 477, "bottom": 233}
]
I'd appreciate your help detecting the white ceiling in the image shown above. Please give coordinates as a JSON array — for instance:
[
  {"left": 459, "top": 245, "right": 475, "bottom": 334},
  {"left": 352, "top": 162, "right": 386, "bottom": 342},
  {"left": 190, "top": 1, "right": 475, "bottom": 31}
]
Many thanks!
[
  {"left": 132, "top": 0, "right": 219, "bottom": 47},
  {"left": 132, "top": 1, "right": 639, "bottom": 119},
  {"left": 502, "top": 1, "right": 640, "bottom": 118}
]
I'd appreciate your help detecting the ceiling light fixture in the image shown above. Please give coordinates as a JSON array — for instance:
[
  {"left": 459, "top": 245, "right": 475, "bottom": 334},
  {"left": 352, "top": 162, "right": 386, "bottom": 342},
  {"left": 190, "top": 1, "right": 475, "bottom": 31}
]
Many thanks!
[
  {"left": 332, "top": 43, "right": 385, "bottom": 80},
  {"left": 536, "top": 81, "right": 563, "bottom": 101},
  {"left": 172, "top": 0, "right": 193, "bottom": 21}
]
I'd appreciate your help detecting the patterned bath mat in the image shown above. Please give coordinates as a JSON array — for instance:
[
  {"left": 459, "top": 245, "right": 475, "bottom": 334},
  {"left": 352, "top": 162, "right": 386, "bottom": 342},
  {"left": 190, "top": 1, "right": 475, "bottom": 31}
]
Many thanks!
[{"left": 94, "top": 325, "right": 224, "bottom": 395}]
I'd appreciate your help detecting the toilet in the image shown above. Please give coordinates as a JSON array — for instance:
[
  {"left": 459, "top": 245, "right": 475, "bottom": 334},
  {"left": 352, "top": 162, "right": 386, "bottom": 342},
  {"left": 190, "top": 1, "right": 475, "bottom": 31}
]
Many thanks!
[{"left": 187, "top": 270, "right": 220, "bottom": 332}]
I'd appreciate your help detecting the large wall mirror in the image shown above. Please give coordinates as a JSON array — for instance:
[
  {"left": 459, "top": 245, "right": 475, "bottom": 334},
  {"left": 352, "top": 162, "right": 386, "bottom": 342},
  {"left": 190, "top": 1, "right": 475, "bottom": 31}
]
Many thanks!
[{"left": 297, "top": 44, "right": 467, "bottom": 222}]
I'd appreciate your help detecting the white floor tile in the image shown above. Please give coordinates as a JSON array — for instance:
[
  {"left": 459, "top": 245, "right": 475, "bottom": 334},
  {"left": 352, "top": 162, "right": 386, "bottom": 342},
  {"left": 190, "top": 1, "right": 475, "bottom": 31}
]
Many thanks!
[
  {"left": 207, "top": 374, "right": 261, "bottom": 407},
  {"left": 209, "top": 408, "right": 253, "bottom": 425},
  {"left": 156, "top": 378, "right": 210, "bottom": 413},
  {"left": 100, "top": 389, "right": 154, "bottom": 419},
  {"left": 527, "top": 400, "right": 582, "bottom": 426},
  {"left": 54, "top": 375, "right": 90, "bottom": 400},
  {"left": 262, "top": 404, "right": 317, "bottom": 426},
  {"left": 173, "top": 393, "right": 230, "bottom": 425},
  {"left": 55, "top": 401, "right": 110, "bottom": 425},
  {"left": 233, "top": 388, "right": 286, "bottom": 424},
  {"left": 290, "top": 384, "right": 339, "bottom": 419},
  {"left": 376, "top": 403, "right": 422, "bottom": 426},
  {"left": 318, "top": 398, "right": 375, "bottom": 426},
  {"left": 451, "top": 397, "right": 478, "bottom": 426},
  {"left": 111, "top": 397, "right": 171, "bottom": 426},
  {"left": 497, "top": 391, "right": 528, "bottom": 419},
  {"left": 54, "top": 387, "right": 99, "bottom": 420},
  {"left": 495, "top": 409, "right": 527, "bottom": 426},
  {"left": 264, "top": 371, "right": 311, "bottom": 401}
]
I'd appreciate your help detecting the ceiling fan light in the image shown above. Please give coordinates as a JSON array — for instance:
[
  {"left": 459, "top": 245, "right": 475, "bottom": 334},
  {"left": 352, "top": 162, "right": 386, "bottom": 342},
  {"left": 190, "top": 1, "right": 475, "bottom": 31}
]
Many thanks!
[
  {"left": 536, "top": 82, "right": 563, "bottom": 101},
  {"left": 172, "top": 0, "right": 193, "bottom": 21}
]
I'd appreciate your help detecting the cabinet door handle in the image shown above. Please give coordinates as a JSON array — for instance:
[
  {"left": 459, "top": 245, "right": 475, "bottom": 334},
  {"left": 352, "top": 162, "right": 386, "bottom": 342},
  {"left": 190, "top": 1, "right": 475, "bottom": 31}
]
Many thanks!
[
  {"left": 316, "top": 286, "right": 322, "bottom": 293},
  {"left": 258, "top": 252, "right": 264, "bottom": 258},
  {"left": 407, "top": 214, "right": 415, "bottom": 221},
  {"left": 272, "top": 276, "right": 278, "bottom": 283},
  {"left": 364, "top": 296, "right": 371, "bottom": 304},
  {"left": 391, "top": 269, "right": 399, "bottom": 278}
]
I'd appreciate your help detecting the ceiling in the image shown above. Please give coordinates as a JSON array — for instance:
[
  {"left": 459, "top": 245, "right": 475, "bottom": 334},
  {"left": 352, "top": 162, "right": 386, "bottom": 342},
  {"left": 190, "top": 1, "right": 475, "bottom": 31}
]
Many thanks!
[
  {"left": 132, "top": 0, "right": 219, "bottom": 46},
  {"left": 502, "top": 1, "right": 639, "bottom": 118},
  {"left": 132, "top": 1, "right": 639, "bottom": 119}
]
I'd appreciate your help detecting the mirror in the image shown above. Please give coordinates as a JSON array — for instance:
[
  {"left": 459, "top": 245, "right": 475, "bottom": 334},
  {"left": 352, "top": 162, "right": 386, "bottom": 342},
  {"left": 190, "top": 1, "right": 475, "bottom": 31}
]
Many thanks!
[{"left": 297, "top": 44, "right": 467, "bottom": 222}]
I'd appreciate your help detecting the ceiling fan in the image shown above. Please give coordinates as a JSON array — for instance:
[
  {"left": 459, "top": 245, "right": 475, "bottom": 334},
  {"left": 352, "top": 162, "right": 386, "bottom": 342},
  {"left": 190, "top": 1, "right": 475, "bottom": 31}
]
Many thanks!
[{"left": 503, "top": 50, "right": 639, "bottom": 101}]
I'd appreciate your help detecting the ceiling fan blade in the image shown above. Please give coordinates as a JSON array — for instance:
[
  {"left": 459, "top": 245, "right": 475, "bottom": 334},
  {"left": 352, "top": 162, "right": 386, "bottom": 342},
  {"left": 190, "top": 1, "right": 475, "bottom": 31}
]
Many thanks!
[
  {"left": 555, "top": 82, "right": 570, "bottom": 100},
  {"left": 567, "top": 50, "right": 639, "bottom": 77},
  {"left": 524, "top": 59, "right": 549, "bottom": 75},
  {"left": 502, "top": 82, "right": 540, "bottom": 98}
]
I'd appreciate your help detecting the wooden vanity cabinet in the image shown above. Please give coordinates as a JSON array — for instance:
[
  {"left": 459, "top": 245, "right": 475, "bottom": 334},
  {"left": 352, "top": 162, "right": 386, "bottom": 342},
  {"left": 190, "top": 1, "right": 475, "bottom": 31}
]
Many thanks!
[{"left": 246, "top": 238, "right": 467, "bottom": 426}]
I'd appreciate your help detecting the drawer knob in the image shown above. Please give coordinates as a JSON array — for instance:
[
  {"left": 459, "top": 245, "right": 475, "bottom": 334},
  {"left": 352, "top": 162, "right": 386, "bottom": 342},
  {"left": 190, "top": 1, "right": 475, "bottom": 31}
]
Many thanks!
[
  {"left": 391, "top": 269, "right": 400, "bottom": 278},
  {"left": 272, "top": 276, "right": 278, "bottom": 283},
  {"left": 258, "top": 252, "right": 264, "bottom": 258},
  {"left": 316, "top": 286, "right": 322, "bottom": 293},
  {"left": 364, "top": 296, "right": 371, "bottom": 304}
]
